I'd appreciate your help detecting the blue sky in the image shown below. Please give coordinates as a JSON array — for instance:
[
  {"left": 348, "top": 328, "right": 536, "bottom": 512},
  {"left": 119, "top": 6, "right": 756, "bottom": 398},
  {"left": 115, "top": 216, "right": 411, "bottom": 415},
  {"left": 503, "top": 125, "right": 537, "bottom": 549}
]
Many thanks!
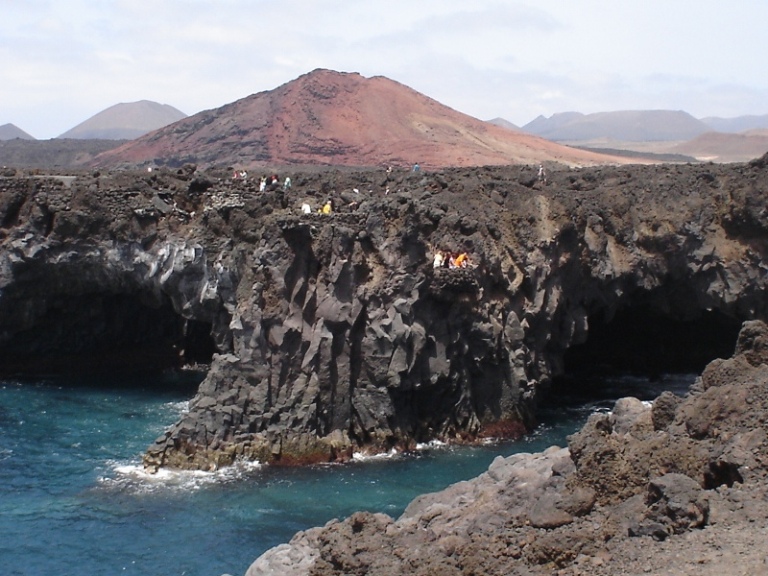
[{"left": 3, "top": 0, "right": 767, "bottom": 139}]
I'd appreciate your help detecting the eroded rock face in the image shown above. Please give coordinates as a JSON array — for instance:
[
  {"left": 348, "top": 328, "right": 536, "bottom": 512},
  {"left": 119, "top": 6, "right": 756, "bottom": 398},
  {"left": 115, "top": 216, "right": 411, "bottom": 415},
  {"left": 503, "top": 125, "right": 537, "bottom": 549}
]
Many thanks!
[
  {"left": 0, "top": 158, "right": 767, "bottom": 471},
  {"left": 247, "top": 320, "right": 768, "bottom": 576}
]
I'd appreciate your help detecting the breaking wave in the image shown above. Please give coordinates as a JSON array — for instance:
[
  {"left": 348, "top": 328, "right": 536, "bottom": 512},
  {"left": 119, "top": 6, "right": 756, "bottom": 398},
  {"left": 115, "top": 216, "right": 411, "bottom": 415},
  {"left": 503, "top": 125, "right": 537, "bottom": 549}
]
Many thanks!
[{"left": 98, "top": 458, "right": 263, "bottom": 494}]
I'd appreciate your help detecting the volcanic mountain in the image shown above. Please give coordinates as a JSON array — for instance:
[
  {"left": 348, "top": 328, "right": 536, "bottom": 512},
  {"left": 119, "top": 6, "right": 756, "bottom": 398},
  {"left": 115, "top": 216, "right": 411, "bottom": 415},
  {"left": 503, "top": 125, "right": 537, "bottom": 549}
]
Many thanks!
[
  {"left": 523, "top": 110, "right": 710, "bottom": 142},
  {"left": 60, "top": 100, "right": 187, "bottom": 140},
  {"left": 0, "top": 123, "right": 36, "bottom": 141},
  {"left": 93, "top": 69, "right": 630, "bottom": 169}
]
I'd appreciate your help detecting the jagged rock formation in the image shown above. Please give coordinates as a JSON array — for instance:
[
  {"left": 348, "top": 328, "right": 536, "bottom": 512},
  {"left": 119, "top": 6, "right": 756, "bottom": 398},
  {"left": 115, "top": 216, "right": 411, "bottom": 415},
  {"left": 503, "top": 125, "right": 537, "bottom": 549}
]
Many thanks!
[
  {"left": 246, "top": 320, "right": 768, "bottom": 575},
  {"left": 0, "top": 157, "right": 767, "bottom": 474}
]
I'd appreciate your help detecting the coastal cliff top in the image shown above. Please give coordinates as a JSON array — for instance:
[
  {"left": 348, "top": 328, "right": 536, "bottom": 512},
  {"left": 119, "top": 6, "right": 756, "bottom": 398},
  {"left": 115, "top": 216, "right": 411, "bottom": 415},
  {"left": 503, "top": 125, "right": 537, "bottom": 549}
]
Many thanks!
[{"left": 4, "top": 155, "right": 766, "bottom": 255}]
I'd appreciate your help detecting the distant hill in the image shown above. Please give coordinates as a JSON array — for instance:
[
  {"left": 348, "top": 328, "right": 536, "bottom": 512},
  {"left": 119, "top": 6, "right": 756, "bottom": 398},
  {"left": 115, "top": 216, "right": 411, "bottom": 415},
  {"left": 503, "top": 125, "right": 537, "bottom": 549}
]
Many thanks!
[
  {"left": 700, "top": 114, "right": 768, "bottom": 134},
  {"left": 92, "top": 69, "right": 635, "bottom": 169},
  {"left": 0, "top": 139, "right": 124, "bottom": 168},
  {"left": 487, "top": 118, "right": 520, "bottom": 131},
  {"left": 59, "top": 100, "right": 187, "bottom": 140},
  {"left": 0, "top": 123, "right": 36, "bottom": 141},
  {"left": 522, "top": 110, "right": 710, "bottom": 142},
  {"left": 522, "top": 112, "right": 584, "bottom": 138},
  {"left": 669, "top": 131, "right": 768, "bottom": 163}
]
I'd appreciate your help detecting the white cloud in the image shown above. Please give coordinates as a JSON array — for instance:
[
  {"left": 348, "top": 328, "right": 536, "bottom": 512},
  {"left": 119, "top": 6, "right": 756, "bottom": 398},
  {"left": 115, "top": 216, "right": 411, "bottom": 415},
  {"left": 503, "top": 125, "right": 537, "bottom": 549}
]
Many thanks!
[{"left": 1, "top": 0, "right": 767, "bottom": 138}]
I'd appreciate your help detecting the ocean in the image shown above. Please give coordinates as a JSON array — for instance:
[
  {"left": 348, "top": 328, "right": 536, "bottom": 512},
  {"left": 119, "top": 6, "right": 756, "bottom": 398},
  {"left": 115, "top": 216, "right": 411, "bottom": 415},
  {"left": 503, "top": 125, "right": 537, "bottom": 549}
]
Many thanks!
[{"left": 0, "top": 372, "right": 694, "bottom": 576}]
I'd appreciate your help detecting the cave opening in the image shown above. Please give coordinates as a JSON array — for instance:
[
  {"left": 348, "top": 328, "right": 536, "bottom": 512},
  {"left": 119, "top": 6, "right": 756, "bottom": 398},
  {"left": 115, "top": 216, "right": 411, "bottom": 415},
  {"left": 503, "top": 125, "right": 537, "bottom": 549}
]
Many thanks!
[
  {"left": 0, "top": 291, "right": 218, "bottom": 382},
  {"left": 547, "top": 302, "right": 743, "bottom": 405}
]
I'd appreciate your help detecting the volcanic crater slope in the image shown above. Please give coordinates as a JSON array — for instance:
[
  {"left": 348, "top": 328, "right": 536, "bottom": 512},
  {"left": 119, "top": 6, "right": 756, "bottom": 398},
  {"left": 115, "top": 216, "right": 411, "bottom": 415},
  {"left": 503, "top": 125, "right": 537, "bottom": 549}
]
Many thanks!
[
  {"left": 93, "top": 69, "right": 631, "bottom": 169},
  {"left": 59, "top": 100, "right": 187, "bottom": 140}
]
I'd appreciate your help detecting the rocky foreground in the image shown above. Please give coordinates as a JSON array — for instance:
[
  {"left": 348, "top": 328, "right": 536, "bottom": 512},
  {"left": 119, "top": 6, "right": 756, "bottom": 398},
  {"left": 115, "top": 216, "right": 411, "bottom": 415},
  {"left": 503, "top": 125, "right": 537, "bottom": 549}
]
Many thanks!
[{"left": 247, "top": 320, "right": 768, "bottom": 576}]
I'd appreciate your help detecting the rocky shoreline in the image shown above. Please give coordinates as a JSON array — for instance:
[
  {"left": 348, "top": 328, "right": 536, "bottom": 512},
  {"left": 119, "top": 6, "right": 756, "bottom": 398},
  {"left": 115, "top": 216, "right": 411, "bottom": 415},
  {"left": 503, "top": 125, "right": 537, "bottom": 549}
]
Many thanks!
[
  {"left": 1, "top": 157, "right": 767, "bottom": 574},
  {"left": 0, "top": 157, "right": 766, "bottom": 474},
  {"left": 247, "top": 320, "right": 768, "bottom": 575}
]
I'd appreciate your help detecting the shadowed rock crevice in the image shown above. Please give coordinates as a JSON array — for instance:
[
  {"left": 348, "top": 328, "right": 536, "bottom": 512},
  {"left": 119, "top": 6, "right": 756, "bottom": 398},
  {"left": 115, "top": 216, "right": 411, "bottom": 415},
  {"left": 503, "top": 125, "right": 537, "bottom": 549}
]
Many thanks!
[
  {"left": 560, "top": 304, "right": 742, "bottom": 379},
  {"left": 0, "top": 289, "right": 217, "bottom": 377}
]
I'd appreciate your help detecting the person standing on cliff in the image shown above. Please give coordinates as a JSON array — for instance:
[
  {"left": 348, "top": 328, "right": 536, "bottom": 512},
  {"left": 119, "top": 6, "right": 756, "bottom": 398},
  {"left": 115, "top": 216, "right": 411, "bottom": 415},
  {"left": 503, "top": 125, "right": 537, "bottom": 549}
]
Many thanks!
[{"left": 433, "top": 250, "right": 445, "bottom": 269}]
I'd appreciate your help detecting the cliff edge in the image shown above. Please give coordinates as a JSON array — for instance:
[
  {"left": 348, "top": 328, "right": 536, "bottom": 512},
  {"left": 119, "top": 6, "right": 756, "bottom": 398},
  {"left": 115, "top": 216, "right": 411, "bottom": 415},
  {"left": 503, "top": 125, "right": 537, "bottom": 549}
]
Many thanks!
[
  {"left": 247, "top": 320, "right": 768, "bottom": 575},
  {"left": 0, "top": 156, "right": 766, "bottom": 473}
]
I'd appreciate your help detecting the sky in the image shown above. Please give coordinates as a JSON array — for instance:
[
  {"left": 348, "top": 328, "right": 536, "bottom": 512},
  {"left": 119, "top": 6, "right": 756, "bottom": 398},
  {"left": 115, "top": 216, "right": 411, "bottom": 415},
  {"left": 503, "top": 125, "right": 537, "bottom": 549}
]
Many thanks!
[{"left": 3, "top": 0, "right": 768, "bottom": 139}]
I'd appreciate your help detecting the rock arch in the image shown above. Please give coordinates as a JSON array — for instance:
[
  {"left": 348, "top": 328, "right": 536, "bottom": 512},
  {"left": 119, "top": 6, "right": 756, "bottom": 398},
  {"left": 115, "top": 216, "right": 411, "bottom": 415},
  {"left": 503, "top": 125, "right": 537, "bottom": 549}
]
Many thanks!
[
  {"left": 0, "top": 238, "right": 230, "bottom": 379},
  {"left": 0, "top": 290, "right": 216, "bottom": 376}
]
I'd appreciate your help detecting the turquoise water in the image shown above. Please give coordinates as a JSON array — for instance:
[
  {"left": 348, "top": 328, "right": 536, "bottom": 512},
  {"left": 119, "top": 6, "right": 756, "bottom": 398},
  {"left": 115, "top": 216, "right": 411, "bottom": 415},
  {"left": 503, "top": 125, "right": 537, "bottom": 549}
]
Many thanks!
[{"left": 0, "top": 373, "right": 694, "bottom": 576}]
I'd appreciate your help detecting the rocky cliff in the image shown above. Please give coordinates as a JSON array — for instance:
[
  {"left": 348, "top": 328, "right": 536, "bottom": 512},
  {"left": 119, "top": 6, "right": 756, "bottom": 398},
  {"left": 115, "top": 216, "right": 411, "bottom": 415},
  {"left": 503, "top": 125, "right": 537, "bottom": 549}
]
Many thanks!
[
  {"left": 0, "top": 156, "right": 766, "bottom": 473},
  {"left": 247, "top": 320, "right": 768, "bottom": 576}
]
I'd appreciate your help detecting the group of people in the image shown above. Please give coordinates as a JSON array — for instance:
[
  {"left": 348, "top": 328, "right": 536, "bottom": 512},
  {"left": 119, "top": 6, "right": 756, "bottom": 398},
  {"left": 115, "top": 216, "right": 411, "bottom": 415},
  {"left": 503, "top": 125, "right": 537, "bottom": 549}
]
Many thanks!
[
  {"left": 259, "top": 174, "right": 292, "bottom": 192},
  {"left": 433, "top": 249, "right": 471, "bottom": 270},
  {"left": 300, "top": 199, "right": 333, "bottom": 215},
  {"left": 232, "top": 171, "right": 291, "bottom": 192}
]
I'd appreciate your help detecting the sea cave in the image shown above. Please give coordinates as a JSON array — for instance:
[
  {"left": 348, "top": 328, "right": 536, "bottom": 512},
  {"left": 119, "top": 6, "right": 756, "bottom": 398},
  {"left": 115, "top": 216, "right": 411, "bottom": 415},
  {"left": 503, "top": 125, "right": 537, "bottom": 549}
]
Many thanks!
[{"left": 0, "top": 289, "right": 217, "bottom": 380}]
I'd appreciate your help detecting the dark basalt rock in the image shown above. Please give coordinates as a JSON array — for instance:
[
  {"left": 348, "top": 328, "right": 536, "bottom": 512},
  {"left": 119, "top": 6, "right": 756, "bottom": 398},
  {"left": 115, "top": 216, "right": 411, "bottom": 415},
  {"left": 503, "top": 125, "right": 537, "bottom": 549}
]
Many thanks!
[
  {"left": 0, "top": 157, "right": 767, "bottom": 474},
  {"left": 247, "top": 320, "right": 768, "bottom": 576}
]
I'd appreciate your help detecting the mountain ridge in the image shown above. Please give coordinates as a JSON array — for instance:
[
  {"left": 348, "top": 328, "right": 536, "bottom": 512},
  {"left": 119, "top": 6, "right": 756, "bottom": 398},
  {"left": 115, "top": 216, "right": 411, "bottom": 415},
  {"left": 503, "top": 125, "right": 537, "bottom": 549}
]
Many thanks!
[
  {"left": 522, "top": 110, "right": 710, "bottom": 142},
  {"left": 700, "top": 113, "right": 768, "bottom": 133}
]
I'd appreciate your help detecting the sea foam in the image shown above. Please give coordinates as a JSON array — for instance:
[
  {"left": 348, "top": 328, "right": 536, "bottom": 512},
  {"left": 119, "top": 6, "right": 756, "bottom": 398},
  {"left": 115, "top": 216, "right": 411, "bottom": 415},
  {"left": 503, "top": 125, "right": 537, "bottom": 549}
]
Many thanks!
[{"left": 98, "top": 458, "right": 262, "bottom": 494}]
